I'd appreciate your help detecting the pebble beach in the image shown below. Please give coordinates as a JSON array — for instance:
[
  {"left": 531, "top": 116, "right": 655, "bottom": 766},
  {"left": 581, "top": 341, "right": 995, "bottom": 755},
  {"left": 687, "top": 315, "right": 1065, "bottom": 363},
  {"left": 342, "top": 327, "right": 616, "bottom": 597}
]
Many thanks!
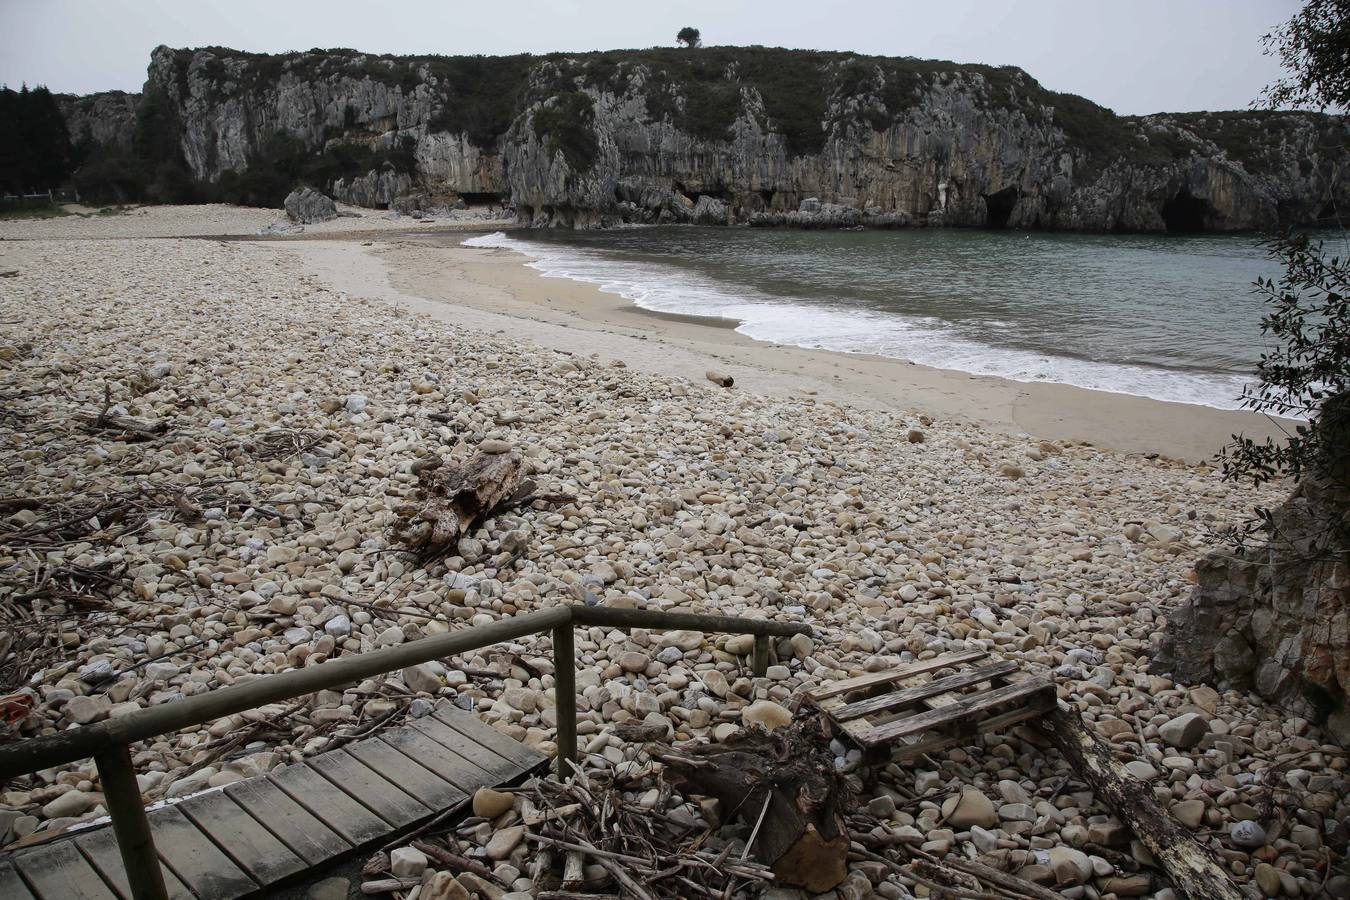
[{"left": 0, "top": 206, "right": 1345, "bottom": 899}]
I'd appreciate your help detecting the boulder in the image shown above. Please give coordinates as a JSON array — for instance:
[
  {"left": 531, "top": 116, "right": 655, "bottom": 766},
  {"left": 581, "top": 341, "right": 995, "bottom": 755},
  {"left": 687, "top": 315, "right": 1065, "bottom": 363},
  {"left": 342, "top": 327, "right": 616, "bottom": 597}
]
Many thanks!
[
  {"left": 472, "top": 787, "right": 514, "bottom": 818},
  {"left": 741, "top": 700, "right": 792, "bottom": 731},
  {"left": 1158, "top": 712, "right": 1209, "bottom": 749},
  {"left": 942, "top": 787, "right": 997, "bottom": 829},
  {"left": 284, "top": 187, "right": 338, "bottom": 224},
  {"left": 1155, "top": 478, "right": 1349, "bottom": 746}
]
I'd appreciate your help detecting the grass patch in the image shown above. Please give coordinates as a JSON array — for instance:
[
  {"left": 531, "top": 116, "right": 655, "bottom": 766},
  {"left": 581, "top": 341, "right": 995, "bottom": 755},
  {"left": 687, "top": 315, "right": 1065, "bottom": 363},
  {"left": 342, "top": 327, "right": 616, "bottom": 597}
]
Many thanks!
[{"left": 0, "top": 205, "right": 71, "bottom": 220}]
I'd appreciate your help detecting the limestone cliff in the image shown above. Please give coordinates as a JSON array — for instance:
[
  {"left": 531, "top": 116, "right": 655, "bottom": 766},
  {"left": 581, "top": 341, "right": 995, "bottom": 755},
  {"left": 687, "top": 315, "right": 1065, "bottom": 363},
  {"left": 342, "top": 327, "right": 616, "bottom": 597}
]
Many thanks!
[{"left": 64, "top": 45, "right": 1349, "bottom": 231}]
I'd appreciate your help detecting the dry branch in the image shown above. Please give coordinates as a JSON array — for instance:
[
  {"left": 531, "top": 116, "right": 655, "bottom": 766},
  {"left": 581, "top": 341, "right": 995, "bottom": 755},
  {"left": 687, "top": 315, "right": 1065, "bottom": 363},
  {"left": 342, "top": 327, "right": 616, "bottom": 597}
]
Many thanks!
[{"left": 1034, "top": 703, "right": 1245, "bottom": 900}]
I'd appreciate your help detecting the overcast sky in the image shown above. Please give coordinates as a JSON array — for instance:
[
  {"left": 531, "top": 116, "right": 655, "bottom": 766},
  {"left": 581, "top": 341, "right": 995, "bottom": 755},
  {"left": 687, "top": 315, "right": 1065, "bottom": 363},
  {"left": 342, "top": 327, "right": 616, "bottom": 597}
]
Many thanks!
[{"left": 0, "top": 0, "right": 1304, "bottom": 115}]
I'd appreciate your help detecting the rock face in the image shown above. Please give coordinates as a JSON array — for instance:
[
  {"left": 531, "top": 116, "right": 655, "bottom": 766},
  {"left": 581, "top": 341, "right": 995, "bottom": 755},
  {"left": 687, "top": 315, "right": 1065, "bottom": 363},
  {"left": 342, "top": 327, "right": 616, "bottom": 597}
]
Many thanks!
[
  {"left": 284, "top": 187, "right": 338, "bottom": 223},
  {"left": 63, "top": 45, "right": 1348, "bottom": 231},
  {"left": 1155, "top": 479, "right": 1350, "bottom": 745},
  {"left": 56, "top": 90, "right": 139, "bottom": 150}
]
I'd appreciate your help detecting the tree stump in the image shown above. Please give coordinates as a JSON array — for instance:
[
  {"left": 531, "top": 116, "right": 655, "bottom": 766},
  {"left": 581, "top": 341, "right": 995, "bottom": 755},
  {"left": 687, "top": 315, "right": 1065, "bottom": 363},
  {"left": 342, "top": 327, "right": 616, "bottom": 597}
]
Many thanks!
[
  {"left": 393, "top": 451, "right": 524, "bottom": 559},
  {"left": 657, "top": 714, "right": 850, "bottom": 892}
]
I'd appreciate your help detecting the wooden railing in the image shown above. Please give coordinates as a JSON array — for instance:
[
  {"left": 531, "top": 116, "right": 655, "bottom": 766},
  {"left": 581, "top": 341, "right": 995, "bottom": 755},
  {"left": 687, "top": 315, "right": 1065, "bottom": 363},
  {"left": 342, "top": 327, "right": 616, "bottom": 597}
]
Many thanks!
[{"left": 0, "top": 604, "right": 810, "bottom": 900}]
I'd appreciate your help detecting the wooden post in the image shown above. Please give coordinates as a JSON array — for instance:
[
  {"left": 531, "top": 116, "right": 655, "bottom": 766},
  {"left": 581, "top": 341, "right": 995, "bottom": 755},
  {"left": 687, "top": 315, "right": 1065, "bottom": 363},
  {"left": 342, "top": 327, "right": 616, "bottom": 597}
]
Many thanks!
[
  {"left": 95, "top": 744, "right": 168, "bottom": 900},
  {"left": 752, "top": 634, "right": 771, "bottom": 676},
  {"left": 552, "top": 623, "right": 576, "bottom": 780}
]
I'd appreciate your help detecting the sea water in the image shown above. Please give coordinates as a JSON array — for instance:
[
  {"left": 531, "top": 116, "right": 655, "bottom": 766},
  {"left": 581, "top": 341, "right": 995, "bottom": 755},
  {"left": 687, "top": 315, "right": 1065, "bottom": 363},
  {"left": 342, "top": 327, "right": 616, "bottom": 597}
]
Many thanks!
[{"left": 464, "top": 226, "right": 1329, "bottom": 410}]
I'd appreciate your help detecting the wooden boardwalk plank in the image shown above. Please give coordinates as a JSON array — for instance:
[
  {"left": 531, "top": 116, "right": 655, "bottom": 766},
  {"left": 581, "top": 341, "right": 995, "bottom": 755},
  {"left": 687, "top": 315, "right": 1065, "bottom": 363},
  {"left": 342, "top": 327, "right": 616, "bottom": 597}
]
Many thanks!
[
  {"left": 0, "top": 858, "right": 39, "bottom": 900},
  {"left": 807, "top": 650, "right": 989, "bottom": 702},
  {"left": 408, "top": 716, "right": 525, "bottom": 781},
  {"left": 832, "top": 661, "right": 1021, "bottom": 721},
  {"left": 429, "top": 705, "right": 547, "bottom": 770},
  {"left": 347, "top": 736, "right": 469, "bottom": 810},
  {"left": 176, "top": 790, "right": 307, "bottom": 884},
  {"left": 379, "top": 726, "right": 496, "bottom": 794},
  {"left": 146, "top": 805, "right": 258, "bottom": 899},
  {"left": 267, "top": 764, "right": 389, "bottom": 847},
  {"left": 307, "top": 750, "right": 430, "bottom": 827},
  {"left": 225, "top": 776, "right": 350, "bottom": 867},
  {"left": 74, "top": 827, "right": 194, "bottom": 900},
  {"left": 13, "top": 839, "right": 119, "bottom": 900},
  {"left": 863, "top": 677, "right": 1055, "bottom": 745},
  {"left": 4, "top": 706, "right": 544, "bottom": 899}
]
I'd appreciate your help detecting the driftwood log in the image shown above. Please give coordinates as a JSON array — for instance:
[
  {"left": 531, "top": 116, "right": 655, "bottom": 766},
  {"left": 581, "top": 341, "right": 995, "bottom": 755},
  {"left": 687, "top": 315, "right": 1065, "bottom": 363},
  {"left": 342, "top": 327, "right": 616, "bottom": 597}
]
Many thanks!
[
  {"left": 705, "top": 370, "right": 734, "bottom": 388},
  {"left": 656, "top": 714, "right": 850, "bottom": 892},
  {"left": 394, "top": 451, "right": 524, "bottom": 559},
  {"left": 1035, "top": 704, "right": 1245, "bottom": 900}
]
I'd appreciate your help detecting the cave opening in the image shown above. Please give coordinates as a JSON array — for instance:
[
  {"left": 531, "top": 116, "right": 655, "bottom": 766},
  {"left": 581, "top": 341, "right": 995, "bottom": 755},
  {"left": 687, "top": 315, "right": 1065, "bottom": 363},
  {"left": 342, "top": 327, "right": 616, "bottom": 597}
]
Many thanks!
[
  {"left": 458, "top": 192, "right": 507, "bottom": 206},
  {"left": 982, "top": 186, "right": 1019, "bottom": 229},
  {"left": 1161, "top": 188, "right": 1210, "bottom": 233}
]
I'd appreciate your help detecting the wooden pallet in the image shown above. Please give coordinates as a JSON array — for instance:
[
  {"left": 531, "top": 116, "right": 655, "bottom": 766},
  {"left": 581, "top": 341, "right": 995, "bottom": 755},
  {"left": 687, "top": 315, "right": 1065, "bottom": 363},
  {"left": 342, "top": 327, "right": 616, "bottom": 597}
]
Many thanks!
[
  {"left": 804, "top": 650, "right": 1055, "bottom": 759},
  {"left": 1, "top": 702, "right": 547, "bottom": 900}
]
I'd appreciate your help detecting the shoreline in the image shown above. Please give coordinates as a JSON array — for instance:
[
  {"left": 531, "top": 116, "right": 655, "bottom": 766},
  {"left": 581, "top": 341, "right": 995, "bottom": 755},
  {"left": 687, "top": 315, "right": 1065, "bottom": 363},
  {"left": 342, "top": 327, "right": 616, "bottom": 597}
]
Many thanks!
[{"left": 285, "top": 232, "right": 1292, "bottom": 464}]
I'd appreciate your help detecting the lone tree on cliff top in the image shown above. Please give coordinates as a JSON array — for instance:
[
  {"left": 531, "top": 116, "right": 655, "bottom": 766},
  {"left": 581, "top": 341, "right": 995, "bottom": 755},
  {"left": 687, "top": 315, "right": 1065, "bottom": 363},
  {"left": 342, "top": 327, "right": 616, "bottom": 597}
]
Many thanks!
[
  {"left": 1220, "top": 0, "right": 1350, "bottom": 553},
  {"left": 677, "top": 27, "right": 702, "bottom": 48}
]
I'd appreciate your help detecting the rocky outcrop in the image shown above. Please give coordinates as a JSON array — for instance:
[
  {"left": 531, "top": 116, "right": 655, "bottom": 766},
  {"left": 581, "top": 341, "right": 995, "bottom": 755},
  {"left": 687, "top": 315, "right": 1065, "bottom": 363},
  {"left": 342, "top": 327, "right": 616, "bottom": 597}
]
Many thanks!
[
  {"left": 1155, "top": 480, "right": 1350, "bottom": 745},
  {"left": 62, "top": 45, "right": 1350, "bottom": 231},
  {"left": 57, "top": 90, "right": 138, "bottom": 150},
  {"left": 284, "top": 186, "right": 337, "bottom": 223}
]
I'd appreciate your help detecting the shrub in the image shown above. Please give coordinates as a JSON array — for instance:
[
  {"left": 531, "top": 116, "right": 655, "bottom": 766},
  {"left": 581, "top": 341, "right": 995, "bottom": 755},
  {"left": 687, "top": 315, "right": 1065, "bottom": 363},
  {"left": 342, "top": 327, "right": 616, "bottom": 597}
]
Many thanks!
[{"left": 531, "top": 92, "right": 599, "bottom": 172}]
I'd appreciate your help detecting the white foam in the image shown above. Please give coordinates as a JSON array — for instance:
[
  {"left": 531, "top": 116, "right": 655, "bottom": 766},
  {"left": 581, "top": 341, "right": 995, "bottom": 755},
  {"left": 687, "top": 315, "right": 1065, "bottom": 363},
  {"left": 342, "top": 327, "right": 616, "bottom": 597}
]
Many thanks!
[{"left": 463, "top": 231, "right": 1254, "bottom": 410}]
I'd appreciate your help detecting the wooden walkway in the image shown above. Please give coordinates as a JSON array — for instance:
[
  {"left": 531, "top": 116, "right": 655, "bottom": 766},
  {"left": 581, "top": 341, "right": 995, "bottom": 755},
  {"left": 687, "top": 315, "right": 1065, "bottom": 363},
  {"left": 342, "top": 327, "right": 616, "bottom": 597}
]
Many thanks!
[{"left": 0, "top": 703, "right": 546, "bottom": 899}]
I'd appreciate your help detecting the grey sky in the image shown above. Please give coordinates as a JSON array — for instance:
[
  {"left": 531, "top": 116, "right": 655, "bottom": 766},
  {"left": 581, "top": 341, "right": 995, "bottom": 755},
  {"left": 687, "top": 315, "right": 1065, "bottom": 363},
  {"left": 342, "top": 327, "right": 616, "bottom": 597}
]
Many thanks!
[{"left": 0, "top": 0, "right": 1304, "bottom": 115}]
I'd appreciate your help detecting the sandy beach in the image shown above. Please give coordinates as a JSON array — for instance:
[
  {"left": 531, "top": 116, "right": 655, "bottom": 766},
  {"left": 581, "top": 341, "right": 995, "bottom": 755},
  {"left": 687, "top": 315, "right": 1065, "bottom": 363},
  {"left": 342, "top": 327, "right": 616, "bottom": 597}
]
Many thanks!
[
  {"left": 292, "top": 232, "right": 1291, "bottom": 465},
  {"left": 0, "top": 205, "right": 1340, "bottom": 898}
]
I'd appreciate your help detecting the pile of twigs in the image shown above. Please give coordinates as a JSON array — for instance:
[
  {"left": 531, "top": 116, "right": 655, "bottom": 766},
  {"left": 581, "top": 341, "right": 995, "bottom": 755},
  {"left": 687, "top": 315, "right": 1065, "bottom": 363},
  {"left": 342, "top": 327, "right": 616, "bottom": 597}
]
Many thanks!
[
  {"left": 523, "top": 768, "right": 776, "bottom": 899},
  {"left": 234, "top": 427, "right": 327, "bottom": 462},
  {"left": 0, "top": 480, "right": 290, "bottom": 549},
  {"left": 844, "top": 811, "right": 1070, "bottom": 900}
]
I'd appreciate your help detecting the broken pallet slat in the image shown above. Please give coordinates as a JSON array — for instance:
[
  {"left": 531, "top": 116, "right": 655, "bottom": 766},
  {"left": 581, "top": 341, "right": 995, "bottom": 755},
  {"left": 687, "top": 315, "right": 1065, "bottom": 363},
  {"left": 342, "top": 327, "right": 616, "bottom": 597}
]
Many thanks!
[
  {"left": 831, "top": 660, "right": 1021, "bottom": 721},
  {"left": 807, "top": 650, "right": 989, "bottom": 702},
  {"left": 888, "top": 703, "right": 1057, "bottom": 762},
  {"left": 862, "top": 676, "right": 1055, "bottom": 745}
]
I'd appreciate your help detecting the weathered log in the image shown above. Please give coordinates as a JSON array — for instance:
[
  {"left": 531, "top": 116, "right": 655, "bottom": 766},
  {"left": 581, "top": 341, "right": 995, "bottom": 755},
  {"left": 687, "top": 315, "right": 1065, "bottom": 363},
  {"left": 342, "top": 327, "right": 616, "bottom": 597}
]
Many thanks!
[
  {"left": 656, "top": 714, "right": 850, "bottom": 892},
  {"left": 705, "top": 370, "right": 734, "bottom": 387},
  {"left": 1034, "top": 704, "right": 1245, "bottom": 900},
  {"left": 394, "top": 450, "right": 524, "bottom": 558}
]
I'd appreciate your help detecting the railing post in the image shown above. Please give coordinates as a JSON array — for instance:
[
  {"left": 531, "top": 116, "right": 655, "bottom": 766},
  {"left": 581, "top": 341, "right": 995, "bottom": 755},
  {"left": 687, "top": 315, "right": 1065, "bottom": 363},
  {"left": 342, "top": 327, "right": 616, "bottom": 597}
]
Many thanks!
[
  {"left": 552, "top": 622, "right": 576, "bottom": 781},
  {"left": 752, "top": 634, "right": 771, "bottom": 677},
  {"left": 95, "top": 744, "right": 168, "bottom": 900}
]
